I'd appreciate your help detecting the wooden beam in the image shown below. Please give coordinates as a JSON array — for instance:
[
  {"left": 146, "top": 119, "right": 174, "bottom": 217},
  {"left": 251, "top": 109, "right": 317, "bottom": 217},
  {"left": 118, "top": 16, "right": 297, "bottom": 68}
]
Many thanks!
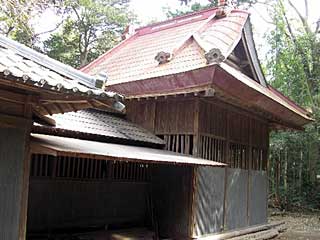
[
  {"left": 54, "top": 103, "right": 64, "bottom": 114},
  {"left": 0, "top": 113, "right": 32, "bottom": 129},
  {"left": 41, "top": 99, "right": 88, "bottom": 104},
  {"left": 32, "top": 108, "right": 56, "bottom": 127},
  {"left": 193, "top": 221, "right": 285, "bottom": 240},
  {"left": 0, "top": 88, "right": 28, "bottom": 104},
  {"left": 93, "top": 99, "right": 113, "bottom": 109}
]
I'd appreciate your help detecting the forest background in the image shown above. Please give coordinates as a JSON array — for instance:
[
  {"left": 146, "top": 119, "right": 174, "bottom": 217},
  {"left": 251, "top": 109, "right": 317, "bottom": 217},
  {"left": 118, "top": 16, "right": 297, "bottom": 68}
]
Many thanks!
[{"left": 1, "top": 0, "right": 319, "bottom": 210}]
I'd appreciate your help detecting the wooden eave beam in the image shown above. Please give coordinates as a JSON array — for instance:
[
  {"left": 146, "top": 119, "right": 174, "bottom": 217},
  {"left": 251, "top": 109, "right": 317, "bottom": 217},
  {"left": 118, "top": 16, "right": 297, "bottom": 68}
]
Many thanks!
[
  {"left": 32, "top": 108, "right": 56, "bottom": 127},
  {"left": 0, "top": 113, "right": 32, "bottom": 128}
]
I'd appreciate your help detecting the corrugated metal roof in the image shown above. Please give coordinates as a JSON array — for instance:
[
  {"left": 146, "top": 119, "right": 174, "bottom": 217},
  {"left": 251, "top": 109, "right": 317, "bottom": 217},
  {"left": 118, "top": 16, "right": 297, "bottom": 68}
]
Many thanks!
[
  {"left": 31, "top": 134, "right": 226, "bottom": 167},
  {"left": 81, "top": 8, "right": 248, "bottom": 86},
  {"left": 0, "top": 35, "right": 121, "bottom": 100},
  {"left": 35, "top": 109, "right": 164, "bottom": 146}
]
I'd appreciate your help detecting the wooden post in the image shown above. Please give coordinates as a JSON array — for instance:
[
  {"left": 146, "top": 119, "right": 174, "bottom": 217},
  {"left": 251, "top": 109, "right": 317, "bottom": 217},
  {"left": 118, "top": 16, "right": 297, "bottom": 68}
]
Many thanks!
[
  {"left": 19, "top": 98, "right": 33, "bottom": 240},
  {"left": 222, "top": 167, "right": 229, "bottom": 231},
  {"left": 190, "top": 98, "right": 200, "bottom": 238},
  {"left": 223, "top": 111, "right": 230, "bottom": 230},
  {"left": 0, "top": 96, "right": 32, "bottom": 240},
  {"left": 247, "top": 118, "right": 253, "bottom": 226},
  {"left": 193, "top": 98, "right": 200, "bottom": 157}
]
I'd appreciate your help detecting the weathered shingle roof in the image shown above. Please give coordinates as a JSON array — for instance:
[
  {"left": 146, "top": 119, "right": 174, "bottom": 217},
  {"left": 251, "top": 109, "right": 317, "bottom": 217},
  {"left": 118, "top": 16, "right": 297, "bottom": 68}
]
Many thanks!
[
  {"left": 81, "top": 8, "right": 248, "bottom": 86},
  {"left": 31, "top": 134, "right": 226, "bottom": 167},
  {"left": 0, "top": 35, "right": 120, "bottom": 100},
  {"left": 34, "top": 109, "right": 164, "bottom": 146},
  {"left": 80, "top": 7, "right": 312, "bottom": 128}
]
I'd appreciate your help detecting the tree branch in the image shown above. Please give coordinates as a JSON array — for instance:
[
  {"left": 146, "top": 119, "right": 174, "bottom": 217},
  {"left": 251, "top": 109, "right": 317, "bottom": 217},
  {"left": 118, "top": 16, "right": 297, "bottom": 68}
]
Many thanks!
[
  {"left": 288, "top": 0, "right": 311, "bottom": 34},
  {"left": 252, "top": 5, "right": 274, "bottom": 25},
  {"left": 279, "top": 0, "right": 314, "bottom": 106},
  {"left": 34, "top": 19, "right": 64, "bottom": 37},
  {"left": 304, "top": 0, "right": 309, "bottom": 20},
  {"left": 315, "top": 18, "right": 320, "bottom": 33}
]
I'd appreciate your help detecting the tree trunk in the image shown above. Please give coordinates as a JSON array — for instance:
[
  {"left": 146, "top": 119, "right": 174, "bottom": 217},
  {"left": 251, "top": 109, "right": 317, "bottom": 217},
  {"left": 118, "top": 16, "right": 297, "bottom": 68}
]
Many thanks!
[
  {"left": 275, "top": 151, "right": 280, "bottom": 206},
  {"left": 283, "top": 149, "right": 288, "bottom": 208},
  {"left": 308, "top": 140, "right": 318, "bottom": 183},
  {"left": 299, "top": 150, "right": 303, "bottom": 196},
  {"left": 80, "top": 50, "right": 89, "bottom": 68}
]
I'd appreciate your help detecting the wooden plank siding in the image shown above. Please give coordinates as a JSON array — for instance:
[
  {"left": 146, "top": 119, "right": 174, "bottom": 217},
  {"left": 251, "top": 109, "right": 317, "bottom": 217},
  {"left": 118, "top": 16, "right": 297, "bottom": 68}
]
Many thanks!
[
  {"left": 123, "top": 96, "right": 270, "bottom": 238},
  {"left": 126, "top": 97, "right": 269, "bottom": 170},
  {"left": 0, "top": 90, "right": 33, "bottom": 240},
  {"left": 0, "top": 127, "right": 28, "bottom": 239},
  {"left": 126, "top": 99, "right": 196, "bottom": 135},
  {"left": 27, "top": 154, "right": 151, "bottom": 232},
  {"left": 151, "top": 165, "right": 193, "bottom": 239}
]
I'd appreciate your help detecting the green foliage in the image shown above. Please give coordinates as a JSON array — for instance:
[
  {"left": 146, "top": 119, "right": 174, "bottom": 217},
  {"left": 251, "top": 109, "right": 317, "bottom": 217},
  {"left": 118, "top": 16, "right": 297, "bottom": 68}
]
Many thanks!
[
  {"left": 266, "top": 0, "right": 320, "bottom": 210},
  {"left": 44, "top": 0, "right": 132, "bottom": 68},
  {"left": 170, "top": 0, "right": 257, "bottom": 18},
  {"left": 0, "top": 0, "right": 62, "bottom": 47},
  {"left": 166, "top": 2, "right": 215, "bottom": 18}
]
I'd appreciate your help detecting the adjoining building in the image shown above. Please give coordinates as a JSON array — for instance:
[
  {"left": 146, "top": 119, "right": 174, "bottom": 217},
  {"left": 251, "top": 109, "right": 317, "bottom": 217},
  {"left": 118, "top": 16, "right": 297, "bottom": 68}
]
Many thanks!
[
  {"left": 81, "top": 3, "right": 313, "bottom": 239},
  {"left": 0, "top": 34, "right": 226, "bottom": 239},
  {"left": 29, "top": 109, "right": 225, "bottom": 239},
  {"left": 0, "top": 34, "right": 125, "bottom": 239}
]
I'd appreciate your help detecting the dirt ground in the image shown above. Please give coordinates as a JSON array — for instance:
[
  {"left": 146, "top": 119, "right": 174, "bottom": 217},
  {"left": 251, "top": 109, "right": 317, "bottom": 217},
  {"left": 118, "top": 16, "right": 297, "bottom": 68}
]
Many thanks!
[{"left": 269, "top": 211, "right": 320, "bottom": 239}]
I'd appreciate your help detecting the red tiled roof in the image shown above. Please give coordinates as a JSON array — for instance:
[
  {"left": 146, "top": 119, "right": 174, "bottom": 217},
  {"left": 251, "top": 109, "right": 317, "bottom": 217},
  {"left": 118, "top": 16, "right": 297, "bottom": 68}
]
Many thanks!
[
  {"left": 81, "top": 7, "right": 313, "bottom": 128},
  {"left": 81, "top": 7, "right": 249, "bottom": 85}
]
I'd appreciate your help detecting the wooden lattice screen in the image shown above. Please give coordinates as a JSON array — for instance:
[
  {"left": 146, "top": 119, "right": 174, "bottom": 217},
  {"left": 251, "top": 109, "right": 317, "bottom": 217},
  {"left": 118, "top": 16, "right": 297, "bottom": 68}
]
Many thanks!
[
  {"left": 159, "top": 134, "right": 194, "bottom": 155},
  {"left": 199, "top": 135, "right": 225, "bottom": 162},
  {"left": 30, "top": 154, "right": 150, "bottom": 182}
]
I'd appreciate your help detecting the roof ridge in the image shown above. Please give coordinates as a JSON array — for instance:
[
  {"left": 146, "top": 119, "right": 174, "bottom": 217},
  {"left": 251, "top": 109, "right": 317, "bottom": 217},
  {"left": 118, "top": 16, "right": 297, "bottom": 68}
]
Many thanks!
[
  {"left": 136, "top": 7, "right": 218, "bottom": 37},
  {"left": 135, "top": 7, "right": 249, "bottom": 33},
  {"left": 0, "top": 34, "right": 99, "bottom": 89}
]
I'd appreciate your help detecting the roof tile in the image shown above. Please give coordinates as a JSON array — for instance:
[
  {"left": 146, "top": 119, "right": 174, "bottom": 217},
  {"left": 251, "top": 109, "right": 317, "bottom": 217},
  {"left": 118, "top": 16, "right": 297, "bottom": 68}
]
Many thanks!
[
  {"left": 0, "top": 35, "right": 121, "bottom": 101},
  {"left": 37, "top": 109, "right": 164, "bottom": 145},
  {"left": 82, "top": 8, "right": 248, "bottom": 86}
]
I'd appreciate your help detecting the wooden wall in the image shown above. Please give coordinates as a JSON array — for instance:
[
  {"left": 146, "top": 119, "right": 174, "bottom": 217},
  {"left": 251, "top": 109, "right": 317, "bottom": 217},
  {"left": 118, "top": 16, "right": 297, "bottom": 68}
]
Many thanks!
[
  {"left": 192, "top": 167, "right": 268, "bottom": 237},
  {"left": 151, "top": 165, "right": 193, "bottom": 239},
  {"left": 126, "top": 97, "right": 269, "bottom": 170},
  {"left": 126, "top": 96, "right": 270, "bottom": 238},
  {"left": 0, "top": 90, "right": 32, "bottom": 240},
  {"left": 27, "top": 180, "right": 149, "bottom": 232},
  {"left": 198, "top": 99, "right": 269, "bottom": 170},
  {"left": 126, "top": 98, "right": 196, "bottom": 134},
  {"left": 0, "top": 127, "right": 29, "bottom": 239},
  {"left": 27, "top": 154, "right": 151, "bottom": 232},
  {"left": 193, "top": 167, "right": 225, "bottom": 236}
]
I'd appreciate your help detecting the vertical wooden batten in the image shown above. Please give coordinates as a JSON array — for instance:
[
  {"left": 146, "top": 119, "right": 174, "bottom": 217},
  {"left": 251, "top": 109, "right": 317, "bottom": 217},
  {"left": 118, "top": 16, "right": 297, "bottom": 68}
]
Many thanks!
[
  {"left": 0, "top": 92, "right": 33, "bottom": 240},
  {"left": 18, "top": 98, "right": 33, "bottom": 240},
  {"left": 190, "top": 98, "right": 200, "bottom": 237}
]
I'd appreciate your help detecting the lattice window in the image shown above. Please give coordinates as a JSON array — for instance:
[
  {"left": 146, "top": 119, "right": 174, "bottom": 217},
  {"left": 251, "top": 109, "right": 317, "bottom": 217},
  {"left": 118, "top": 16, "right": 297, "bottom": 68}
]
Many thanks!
[
  {"left": 252, "top": 148, "right": 267, "bottom": 171},
  {"left": 159, "top": 134, "right": 194, "bottom": 155},
  {"left": 55, "top": 156, "right": 106, "bottom": 180},
  {"left": 109, "top": 161, "right": 150, "bottom": 182},
  {"left": 30, "top": 154, "right": 150, "bottom": 182},
  {"left": 199, "top": 135, "right": 226, "bottom": 162},
  {"left": 229, "top": 143, "right": 249, "bottom": 169},
  {"left": 30, "top": 154, "right": 55, "bottom": 177}
]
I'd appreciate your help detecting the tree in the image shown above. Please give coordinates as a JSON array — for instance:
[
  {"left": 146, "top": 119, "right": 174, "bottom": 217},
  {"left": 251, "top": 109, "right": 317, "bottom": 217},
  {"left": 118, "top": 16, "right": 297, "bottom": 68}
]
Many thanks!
[
  {"left": 169, "top": 0, "right": 258, "bottom": 18},
  {"left": 44, "top": 0, "right": 132, "bottom": 68},
  {"left": 266, "top": 0, "right": 320, "bottom": 210},
  {"left": 0, "top": 0, "right": 62, "bottom": 47}
]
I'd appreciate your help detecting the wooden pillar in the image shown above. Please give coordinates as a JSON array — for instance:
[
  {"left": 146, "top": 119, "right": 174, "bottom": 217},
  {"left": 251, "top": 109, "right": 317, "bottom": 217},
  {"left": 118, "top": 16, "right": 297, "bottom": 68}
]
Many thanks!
[
  {"left": 247, "top": 118, "right": 253, "bottom": 226},
  {"left": 0, "top": 104, "right": 32, "bottom": 239},
  {"left": 192, "top": 98, "right": 200, "bottom": 157},
  {"left": 222, "top": 108, "right": 230, "bottom": 230},
  {"left": 190, "top": 98, "right": 200, "bottom": 237}
]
